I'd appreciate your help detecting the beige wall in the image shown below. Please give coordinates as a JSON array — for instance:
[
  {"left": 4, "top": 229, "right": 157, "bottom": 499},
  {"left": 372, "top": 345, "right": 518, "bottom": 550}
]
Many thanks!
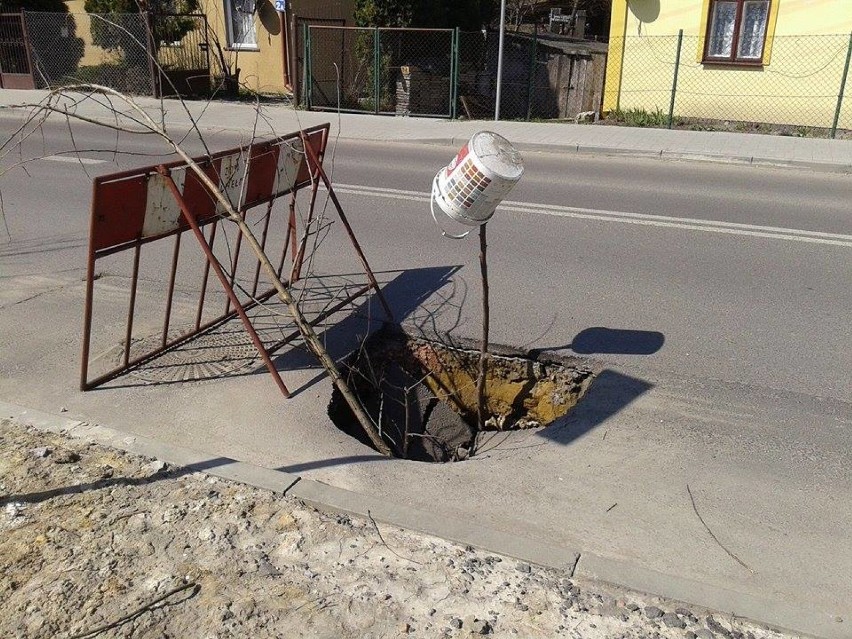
[
  {"left": 64, "top": 0, "right": 123, "bottom": 67},
  {"left": 605, "top": 0, "right": 852, "bottom": 127},
  {"left": 620, "top": 0, "right": 850, "bottom": 37},
  {"left": 200, "top": 0, "right": 286, "bottom": 93}
]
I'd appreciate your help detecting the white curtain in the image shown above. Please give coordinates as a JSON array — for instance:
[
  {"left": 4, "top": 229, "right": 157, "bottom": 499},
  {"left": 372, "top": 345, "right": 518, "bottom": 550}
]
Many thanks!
[
  {"left": 229, "top": 0, "right": 257, "bottom": 47},
  {"left": 708, "top": 1, "right": 737, "bottom": 57},
  {"left": 737, "top": 1, "right": 769, "bottom": 59}
]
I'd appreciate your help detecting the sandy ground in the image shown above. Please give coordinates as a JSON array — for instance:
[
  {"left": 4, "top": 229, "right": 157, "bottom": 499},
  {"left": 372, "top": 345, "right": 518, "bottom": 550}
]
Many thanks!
[{"left": 0, "top": 418, "right": 799, "bottom": 639}]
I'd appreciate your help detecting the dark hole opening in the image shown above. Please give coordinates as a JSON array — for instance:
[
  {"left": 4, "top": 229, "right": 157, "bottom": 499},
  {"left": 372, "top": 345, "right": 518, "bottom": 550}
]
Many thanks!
[{"left": 328, "top": 328, "right": 595, "bottom": 462}]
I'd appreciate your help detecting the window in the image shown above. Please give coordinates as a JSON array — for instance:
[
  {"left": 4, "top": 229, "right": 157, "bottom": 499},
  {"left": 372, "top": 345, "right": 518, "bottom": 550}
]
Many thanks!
[
  {"left": 224, "top": 0, "right": 257, "bottom": 49},
  {"left": 704, "top": 0, "right": 770, "bottom": 64}
]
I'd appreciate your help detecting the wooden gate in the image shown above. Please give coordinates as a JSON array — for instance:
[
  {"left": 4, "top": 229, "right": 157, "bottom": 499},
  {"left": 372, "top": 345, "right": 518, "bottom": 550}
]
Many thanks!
[{"left": 0, "top": 13, "right": 34, "bottom": 89}]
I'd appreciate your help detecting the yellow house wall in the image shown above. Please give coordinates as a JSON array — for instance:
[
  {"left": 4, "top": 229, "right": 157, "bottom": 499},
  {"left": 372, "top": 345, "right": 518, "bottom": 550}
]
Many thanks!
[
  {"left": 604, "top": 0, "right": 852, "bottom": 128},
  {"left": 201, "top": 0, "right": 286, "bottom": 93},
  {"left": 64, "top": 0, "right": 123, "bottom": 67},
  {"left": 62, "top": 0, "right": 356, "bottom": 95}
]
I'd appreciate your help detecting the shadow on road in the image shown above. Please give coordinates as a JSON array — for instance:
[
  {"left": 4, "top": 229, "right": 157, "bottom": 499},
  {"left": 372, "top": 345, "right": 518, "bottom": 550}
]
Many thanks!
[
  {"left": 537, "top": 369, "right": 654, "bottom": 445},
  {"left": 272, "top": 265, "right": 462, "bottom": 396},
  {"left": 532, "top": 326, "right": 665, "bottom": 356}
]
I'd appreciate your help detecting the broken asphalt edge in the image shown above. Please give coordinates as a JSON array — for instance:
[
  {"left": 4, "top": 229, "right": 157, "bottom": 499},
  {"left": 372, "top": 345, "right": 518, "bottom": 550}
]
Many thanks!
[{"left": 0, "top": 399, "right": 844, "bottom": 639}]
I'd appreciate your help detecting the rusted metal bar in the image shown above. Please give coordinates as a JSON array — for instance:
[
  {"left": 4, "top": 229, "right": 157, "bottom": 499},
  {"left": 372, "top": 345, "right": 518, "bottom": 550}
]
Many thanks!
[
  {"left": 158, "top": 166, "right": 291, "bottom": 397},
  {"left": 224, "top": 209, "right": 248, "bottom": 315},
  {"left": 292, "top": 174, "right": 319, "bottom": 282},
  {"left": 83, "top": 286, "right": 281, "bottom": 390},
  {"left": 80, "top": 180, "right": 100, "bottom": 391},
  {"left": 123, "top": 243, "right": 142, "bottom": 367},
  {"left": 162, "top": 233, "right": 181, "bottom": 348},
  {"left": 252, "top": 199, "right": 275, "bottom": 297},
  {"left": 195, "top": 219, "right": 217, "bottom": 330}
]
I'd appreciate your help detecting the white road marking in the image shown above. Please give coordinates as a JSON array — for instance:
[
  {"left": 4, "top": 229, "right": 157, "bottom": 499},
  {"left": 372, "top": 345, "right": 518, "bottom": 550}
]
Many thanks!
[
  {"left": 43, "top": 155, "right": 107, "bottom": 165},
  {"left": 331, "top": 183, "right": 852, "bottom": 248}
]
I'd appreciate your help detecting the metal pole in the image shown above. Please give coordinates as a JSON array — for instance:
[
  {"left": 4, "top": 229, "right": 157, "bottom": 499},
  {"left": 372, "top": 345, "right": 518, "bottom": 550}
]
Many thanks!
[
  {"left": 526, "top": 27, "right": 537, "bottom": 121},
  {"left": 451, "top": 27, "right": 460, "bottom": 119},
  {"left": 304, "top": 24, "right": 312, "bottom": 109},
  {"left": 374, "top": 26, "right": 380, "bottom": 114},
  {"left": 279, "top": 10, "right": 291, "bottom": 90},
  {"left": 831, "top": 33, "right": 852, "bottom": 139},
  {"left": 495, "top": 0, "right": 506, "bottom": 121},
  {"left": 668, "top": 29, "right": 683, "bottom": 129}
]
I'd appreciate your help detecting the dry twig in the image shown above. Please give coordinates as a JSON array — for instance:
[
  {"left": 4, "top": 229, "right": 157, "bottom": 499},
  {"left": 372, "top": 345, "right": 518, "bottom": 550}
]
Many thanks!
[
  {"left": 366, "top": 509, "right": 423, "bottom": 565},
  {"left": 67, "top": 581, "right": 199, "bottom": 639},
  {"left": 687, "top": 484, "right": 753, "bottom": 572}
]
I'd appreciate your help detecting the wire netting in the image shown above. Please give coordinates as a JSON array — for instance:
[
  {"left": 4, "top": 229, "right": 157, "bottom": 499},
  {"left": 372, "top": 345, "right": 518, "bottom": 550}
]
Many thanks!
[
  {"left": 22, "top": 11, "right": 211, "bottom": 97},
  {"left": 305, "top": 26, "right": 375, "bottom": 112},
  {"left": 379, "top": 28, "right": 453, "bottom": 117},
  {"left": 608, "top": 34, "right": 852, "bottom": 136},
  {"left": 457, "top": 30, "right": 606, "bottom": 121},
  {"left": 0, "top": 13, "right": 31, "bottom": 77},
  {"left": 306, "top": 26, "right": 454, "bottom": 117},
  {"left": 26, "top": 11, "right": 154, "bottom": 95},
  {"left": 153, "top": 13, "right": 211, "bottom": 97}
]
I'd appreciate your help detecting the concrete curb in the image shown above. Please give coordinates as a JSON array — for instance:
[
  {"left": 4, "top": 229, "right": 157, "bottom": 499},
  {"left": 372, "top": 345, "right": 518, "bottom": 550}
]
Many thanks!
[
  {"left": 3, "top": 101, "right": 847, "bottom": 173},
  {"left": 321, "top": 134, "right": 852, "bottom": 174},
  {"left": 1, "top": 400, "right": 845, "bottom": 639}
]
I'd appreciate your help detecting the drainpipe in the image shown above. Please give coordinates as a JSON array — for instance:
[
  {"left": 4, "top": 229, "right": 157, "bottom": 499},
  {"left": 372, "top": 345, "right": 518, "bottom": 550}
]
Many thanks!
[{"left": 279, "top": 9, "right": 293, "bottom": 92}]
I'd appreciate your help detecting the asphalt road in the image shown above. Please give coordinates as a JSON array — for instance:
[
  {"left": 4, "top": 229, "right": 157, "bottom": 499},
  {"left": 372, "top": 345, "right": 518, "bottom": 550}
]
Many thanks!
[
  {"left": 2, "top": 117, "right": 851, "bottom": 623},
  {"left": 6, "top": 119, "right": 848, "bottom": 399}
]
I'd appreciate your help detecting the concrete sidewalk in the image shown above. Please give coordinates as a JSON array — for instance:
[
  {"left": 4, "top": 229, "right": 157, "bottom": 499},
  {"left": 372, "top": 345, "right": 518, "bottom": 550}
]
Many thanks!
[{"left": 1, "top": 88, "right": 850, "bottom": 171}]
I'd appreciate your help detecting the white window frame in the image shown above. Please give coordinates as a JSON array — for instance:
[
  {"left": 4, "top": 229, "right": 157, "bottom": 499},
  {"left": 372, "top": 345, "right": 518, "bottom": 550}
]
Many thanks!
[{"left": 224, "top": 0, "right": 258, "bottom": 50}]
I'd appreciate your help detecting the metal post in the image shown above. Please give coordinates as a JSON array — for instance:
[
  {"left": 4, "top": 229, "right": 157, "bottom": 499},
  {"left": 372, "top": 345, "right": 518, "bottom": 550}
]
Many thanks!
[
  {"left": 526, "top": 27, "right": 537, "bottom": 121},
  {"left": 831, "top": 33, "right": 852, "bottom": 139},
  {"left": 304, "top": 24, "right": 312, "bottom": 109},
  {"left": 495, "top": 0, "right": 507, "bottom": 120},
  {"left": 279, "top": 9, "right": 291, "bottom": 90},
  {"left": 668, "top": 29, "right": 683, "bottom": 129},
  {"left": 374, "top": 27, "right": 380, "bottom": 114},
  {"left": 451, "top": 27, "right": 460, "bottom": 119}
]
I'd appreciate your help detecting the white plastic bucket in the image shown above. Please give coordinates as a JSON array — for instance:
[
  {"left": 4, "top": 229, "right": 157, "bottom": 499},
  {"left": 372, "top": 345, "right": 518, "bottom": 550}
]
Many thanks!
[{"left": 431, "top": 131, "right": 524, "bottom": 238}]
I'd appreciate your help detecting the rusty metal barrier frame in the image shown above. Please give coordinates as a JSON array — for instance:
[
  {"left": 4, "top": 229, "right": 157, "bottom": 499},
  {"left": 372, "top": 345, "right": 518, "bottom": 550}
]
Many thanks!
[{"left": 81, "top": 123, "right": 392, "bottom": 397}]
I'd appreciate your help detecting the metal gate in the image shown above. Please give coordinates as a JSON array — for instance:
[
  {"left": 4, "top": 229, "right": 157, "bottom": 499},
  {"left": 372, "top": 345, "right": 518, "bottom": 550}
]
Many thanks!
[
  {"left": 0, "top": 13, "right": 34, "bottom": 89},
  {"left": 295, "top": 17, "right": 344, "bottom": 107},
  {"left": 154, "top": 13, "right": 211, "bottom": 97}
]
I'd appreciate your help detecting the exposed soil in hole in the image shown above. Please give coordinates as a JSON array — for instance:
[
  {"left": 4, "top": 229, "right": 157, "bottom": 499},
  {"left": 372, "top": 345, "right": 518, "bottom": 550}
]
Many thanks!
[{"left": 329, "top": 329, "right": 595, "bottom": 462}]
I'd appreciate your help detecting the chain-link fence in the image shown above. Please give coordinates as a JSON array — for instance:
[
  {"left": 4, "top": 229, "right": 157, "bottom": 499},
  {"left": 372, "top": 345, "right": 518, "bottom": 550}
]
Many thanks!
[
  {"left": 0, "top": 13, "right": 34, "bottom": 88},
  {"left": 305, "top": 25, "right": 607, "bottom": 120},
  {"left": 153, "top": 13, "right": 210, "bottom": 97},
  {"left": 14, "top": 11, "right": 210, "bottom": 97},
  {"left": 27, "top": 11, "right": 154, "bottom": 95},
  {"left": 457, "top": 30, "right": 606, "bottom": 121},
  {"left": 607, "top": 33, "right": 852, "bottom": 137},
  {"left": 305, "top": 26, "right": 455, "bottom": 117}
]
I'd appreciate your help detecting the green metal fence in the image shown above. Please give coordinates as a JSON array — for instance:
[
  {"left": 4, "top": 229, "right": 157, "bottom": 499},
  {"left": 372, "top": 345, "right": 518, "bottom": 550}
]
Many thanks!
[
  {"left": 303, "top": 26, "right": 607, "bottom": 121},
  {"left": 304, "top": 26, "right": 852, "bottom": 135},
  {"left": 305, "top": 25, "right": 456, "bottom": 117},
  {"left": 607, "top": 32, "right": 852, "bottom": 138}
]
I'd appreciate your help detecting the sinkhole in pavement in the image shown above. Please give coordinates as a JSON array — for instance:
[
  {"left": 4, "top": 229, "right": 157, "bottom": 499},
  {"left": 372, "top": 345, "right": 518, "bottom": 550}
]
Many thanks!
[{"left": 329, "top": 329, "right": 595, "bottom": 462}]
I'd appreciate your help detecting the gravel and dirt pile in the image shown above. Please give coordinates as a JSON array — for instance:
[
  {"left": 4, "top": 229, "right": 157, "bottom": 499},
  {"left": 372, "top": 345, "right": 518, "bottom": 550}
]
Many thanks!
[{"left": 1, "top": 418, "right": 798, "bottom": 639}]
